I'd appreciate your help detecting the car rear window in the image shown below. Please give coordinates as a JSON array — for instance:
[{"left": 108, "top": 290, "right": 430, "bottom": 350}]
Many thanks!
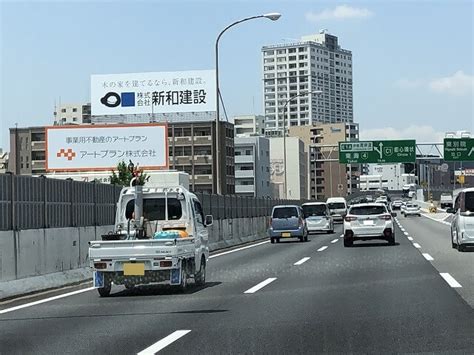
[
  {"left": 302, "top": 204, "right": 327, "bottom": 218},
  {"left": 465, "top": 192, "right": 474, "bottom": 212},
  {"left": 349, "top": 205, "right": 386, "bottom": 215},
  {"left": 328, "top": 202, "right": 345, "bottom": 209},
  {"left": 125, "top": 198, "right": 183, "bottom": 220},
  {"left": 273, "top": 207, "right": 298, "bottom": 219}
]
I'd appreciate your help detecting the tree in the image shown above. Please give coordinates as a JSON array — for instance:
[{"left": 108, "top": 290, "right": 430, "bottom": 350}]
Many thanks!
[{"left": 110, "top": 160, "right": 148, "bottom": 187}]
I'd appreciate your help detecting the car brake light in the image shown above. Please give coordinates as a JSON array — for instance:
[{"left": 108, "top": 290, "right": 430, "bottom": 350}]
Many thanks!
[
  {"left": 298, "top": 217, "right": 303, "bottom": 226},
  {"left": 269, "top": 218, "right": 272, "bottom": 227},
  {"left": 379, "top": 214, "right": 392, "bottom": 220},
  {"left": 345, "top": 216, "right": 357, "bottom": 222}
]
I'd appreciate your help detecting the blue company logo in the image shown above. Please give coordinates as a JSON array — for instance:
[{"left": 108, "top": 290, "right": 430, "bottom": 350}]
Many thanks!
[{"left": 100, "top": 92, "right": 135, "bottom": 108}]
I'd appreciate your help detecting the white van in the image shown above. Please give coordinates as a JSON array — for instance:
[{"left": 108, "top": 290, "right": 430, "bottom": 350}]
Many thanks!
[
  {"left": 326, "top": 197, "right": 348, "bottom": 223},
  {"left": 448, "top": 187, "right": 474, "bottom": 252}
]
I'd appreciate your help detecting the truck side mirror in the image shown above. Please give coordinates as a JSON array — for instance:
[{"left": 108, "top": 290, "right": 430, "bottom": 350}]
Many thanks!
[
  {"left": 205, "top": 215, "right": 213, "bottom": 226},
  {"left": 446, "top": 207, "right": 455, "bottom": 214}
]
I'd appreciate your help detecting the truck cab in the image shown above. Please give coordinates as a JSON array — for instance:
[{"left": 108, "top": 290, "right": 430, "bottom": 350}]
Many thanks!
[{"left": 89, "top": 171, "right": 212, "bottom": 297}]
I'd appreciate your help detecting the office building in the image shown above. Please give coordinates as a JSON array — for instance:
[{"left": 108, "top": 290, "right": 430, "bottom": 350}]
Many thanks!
[
  {"left": 233, "top": 115, "right": 265, "bottom": 137},
  {"left": 308, "top": 122, "right": 359, "bottom": 200},
  {"left": 8, "top": 127, "right": 47, "bottom": 175},
  {"left": 234, "top": 136, "right": 271, "bottom": 197},
  {"left": 0, "top": 149, "right": 8, "bottom": 173},
  {"left": 269, "top": 137, "right": 307, "bottom": 199},
  {"left": 9, "top": 122, "right": 235, "bottom": 194},
  {"left": 54, "top": 103, "right": 91, "bottom": 125},
  {"left": 262, "top": 30, "right": 353, "bottom": 135}
]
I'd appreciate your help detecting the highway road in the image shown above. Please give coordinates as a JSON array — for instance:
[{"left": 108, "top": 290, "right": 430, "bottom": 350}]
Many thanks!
[{"left": 1, "top": 220, "right": 473, "bottom": 354}]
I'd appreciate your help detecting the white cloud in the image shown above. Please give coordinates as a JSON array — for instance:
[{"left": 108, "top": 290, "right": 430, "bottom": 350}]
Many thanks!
[
  {"left": 360, "top": 125, "right": 445, "bottom": 143},
  {"left": 394, "top": 78, "right": 424, "bottom": 89},
  {"left": 429, "top": 71, "right": 474, "bottom": 96},
  {"left": 306, "top": 5, "right": 374, "bottom": 22}
]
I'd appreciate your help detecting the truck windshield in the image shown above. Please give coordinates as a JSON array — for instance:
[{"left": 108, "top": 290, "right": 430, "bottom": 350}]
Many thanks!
[
  {"left": 302, "top": 205, "right": 327, "bottom": 217},
  {"left": 125, "top": 198, "right": 182, "bottom": 220}
]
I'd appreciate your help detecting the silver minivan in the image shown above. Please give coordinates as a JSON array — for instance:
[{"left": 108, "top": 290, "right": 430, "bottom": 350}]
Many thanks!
[{"left": 448, "top": 187, "right": 474, "bottom": 252}]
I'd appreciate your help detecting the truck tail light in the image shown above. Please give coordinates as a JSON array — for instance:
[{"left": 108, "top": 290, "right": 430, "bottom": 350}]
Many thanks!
[
  {"left": 160, "top": 260, "right": 172, "bottom": 268},
  {"left": 345, "top": 216, "right": 357, "bottom": 222},
  {"left": 94, "top": 262, "right": 107, "bottom": 269}
]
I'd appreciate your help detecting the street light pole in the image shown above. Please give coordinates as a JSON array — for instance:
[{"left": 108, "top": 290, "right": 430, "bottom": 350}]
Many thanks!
[
  {"left": 281, "top": 90, "right": 322, "bottom": 198},
  {"left": 214, "top": 12, "right": 281, "bottom": 195}
]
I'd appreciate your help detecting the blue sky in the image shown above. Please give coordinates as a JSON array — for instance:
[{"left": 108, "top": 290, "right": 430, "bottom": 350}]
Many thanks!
[{"left": 1, "top": 0, "right": 473, "bottom": 150}]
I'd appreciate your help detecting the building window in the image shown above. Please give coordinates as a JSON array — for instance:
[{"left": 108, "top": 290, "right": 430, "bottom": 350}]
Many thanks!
[
  {"left": 72, "top": 108, "right": 77, "bottom": 112},
  {"left": 73, "top": 117, "right": 78, "bottom": 122},
  {"left": 61, "top": 108, "right": 66, "bottom": 113}
]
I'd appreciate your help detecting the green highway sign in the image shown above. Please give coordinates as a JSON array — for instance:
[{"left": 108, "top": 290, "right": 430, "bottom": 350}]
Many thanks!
[
  {"left": 339, "top": 140, "right": 416, "bottom": 164},
  {"left": 444, "top": 138, "right": 474, "bottom": 161}
]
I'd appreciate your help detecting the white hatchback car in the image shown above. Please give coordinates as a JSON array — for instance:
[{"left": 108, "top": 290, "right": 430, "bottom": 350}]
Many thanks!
[
  {"left": 448, "top": 188, "right": 474, "bottom": 252},
  {"left": 402, "top": 203, "right": 421, "bottom": 217},
  {"left": 302, "top": 202, "right": 334, "bottom": 234},
  {"left": 343, "top": 203, "right": 396, "bottom": 247}
]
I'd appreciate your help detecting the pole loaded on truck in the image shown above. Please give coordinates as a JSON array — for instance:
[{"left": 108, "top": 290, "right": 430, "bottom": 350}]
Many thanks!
[{"left": 89, "top": 171, "right": 213, "bottom": 297}]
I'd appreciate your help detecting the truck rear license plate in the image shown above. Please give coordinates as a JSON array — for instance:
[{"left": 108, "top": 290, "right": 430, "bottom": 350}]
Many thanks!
[
  {"left": 123, "top": 263, "right": 145, "bottom": 276},
  {"left": 282, "top": 232, "right": 291, "bottom": 237}
]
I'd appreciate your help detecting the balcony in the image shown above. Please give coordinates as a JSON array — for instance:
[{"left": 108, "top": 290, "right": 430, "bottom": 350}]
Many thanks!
[
  {"left": 235, "top": 155, "right": 254, "bottom": 164},
  {"left": 193, "top": 174, "right": 213, "bottom": 184},
  {"left": 193, "top": 155, "right": 212, "bottom": 164},
  {"left": 193, "top": 136, "right": 212, "bottom": 145},
  {"left": 170, "top": 136, "right": 192, "bottom": 144},
  {"left": 235, "top": 170, "right": 254, "bottom": 179},
  {"left": 31, "top": 141, "right": 45, "bottom": 151},
  {"left": 235, "top": 185, "right": 255, "bottom": 194},
  {"left": 31, "top": 160, "right": 46, "bottom": 170},
  {"left": 173, "top": 156, "right": 192, "bottom": 165}
]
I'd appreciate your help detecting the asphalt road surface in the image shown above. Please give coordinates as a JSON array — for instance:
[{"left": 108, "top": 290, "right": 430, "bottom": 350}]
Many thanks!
[{"left": 1, "top": 221, "right": 473, "bottom": 354}]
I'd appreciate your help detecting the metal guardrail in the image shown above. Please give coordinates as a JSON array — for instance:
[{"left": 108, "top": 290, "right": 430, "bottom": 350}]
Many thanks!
[{"left": 0, "top": 174, "right": 306, "bottom": 231}]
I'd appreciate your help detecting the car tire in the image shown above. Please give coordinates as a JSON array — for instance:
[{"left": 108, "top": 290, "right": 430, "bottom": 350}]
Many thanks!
[
  {"left": 343, "top": 238, "right": 353, "bottom": 247},
  {"left": 270, "top": 238, "right": 275, "bottom": 244},
  {"left": 98, "top": 281, "right": 112, "bottom": 297},
  {"left": 458, "top": 243, "right": 465, "bottom": 252},
  {"left": 276, "top": 238, "right": 280, "bottom": 243},
  {"left": 178, "top": 263, "right": 188, "bottom": 292},
  {"left": 299, "top": 236, "right": 304, "bottom": 242},
  {"left": 304, "top": 234, "right": 308, "bottom": 242},
  {"left": 387, "top": 236, "right": 395, "bottom": 245},
  {"left": 195, "top": 257, "right": 206, "bottom": 286}
]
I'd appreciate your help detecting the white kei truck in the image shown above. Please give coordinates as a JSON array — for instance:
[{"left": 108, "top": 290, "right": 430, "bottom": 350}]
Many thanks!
[{"left": 89, "top": 171, "right": 213, "bottom": 297}]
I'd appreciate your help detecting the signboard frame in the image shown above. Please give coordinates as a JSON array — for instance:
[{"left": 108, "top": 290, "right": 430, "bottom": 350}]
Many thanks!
[
  {"left": 339, "top": 140, "right": 416, "bottom": 164},
  {"left": 45, "top": 123, "right": 169, "bottom": 172},
  {"left": 91, "top": 69, "right": 216, "bottom": 116},
  {"left": 443, "top": 137, "right": 474, "bottom": 162}
]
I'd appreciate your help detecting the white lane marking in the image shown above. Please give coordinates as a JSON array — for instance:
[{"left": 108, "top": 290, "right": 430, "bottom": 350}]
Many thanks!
[
  {"left": 331, "top": 239, "right": 339, "bottom": 244},
  {"left": 317, "top": 246, "right": 328, "bottom": 252},
  {"left": 440, "top": 273, "right": 462, "bottom": 288},
  {"left": 209, "top": 240, "right": 270, "bottom": 259},
  {"left": 421, "top": 213, "right": 451, "bottom": 226},
  {"left": 137, "top": 330, "right": 191, "bottom": 354},
  {"left": 404, "top": 232, "right": 409, "bottom": 236},
  {"left": 294, "top": 257, "right": 310, "bottom": 266},
  {"left": 244, "top": 278, "right": 277, "bottom": 294},
  {"left": 340, "top": 234, "right": 344, "bottom": 238},
  {"left": 400, "top": 228, "right": 405, "bottom": 232},
  {"left": 407, "top": 236, "right": 413, "bottom": 241},
  {"left": 0, "top": 287, "right": 94, "bottom": 315},
  {"left": 422, "top": 253, "right": 434, "bottom": 261},
  {"left": 413, "top": 243, "right": 421, "bottom": 249}
]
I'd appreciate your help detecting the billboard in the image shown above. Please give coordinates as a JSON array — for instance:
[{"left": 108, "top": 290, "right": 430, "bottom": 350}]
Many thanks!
[
  {"left": 46, "top": 123, "right": 168, "bottom": 172},
  {"left": 91, "top": 70, "right": 216, "bottom": 116}
]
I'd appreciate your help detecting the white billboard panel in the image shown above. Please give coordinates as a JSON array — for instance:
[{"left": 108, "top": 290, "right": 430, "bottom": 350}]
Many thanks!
[
  {"left": 46, "top": 124, "right": 168, "bottom": 172},
  {"left": 91, "top": 70, "right": 216, "bottom": 116}
]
